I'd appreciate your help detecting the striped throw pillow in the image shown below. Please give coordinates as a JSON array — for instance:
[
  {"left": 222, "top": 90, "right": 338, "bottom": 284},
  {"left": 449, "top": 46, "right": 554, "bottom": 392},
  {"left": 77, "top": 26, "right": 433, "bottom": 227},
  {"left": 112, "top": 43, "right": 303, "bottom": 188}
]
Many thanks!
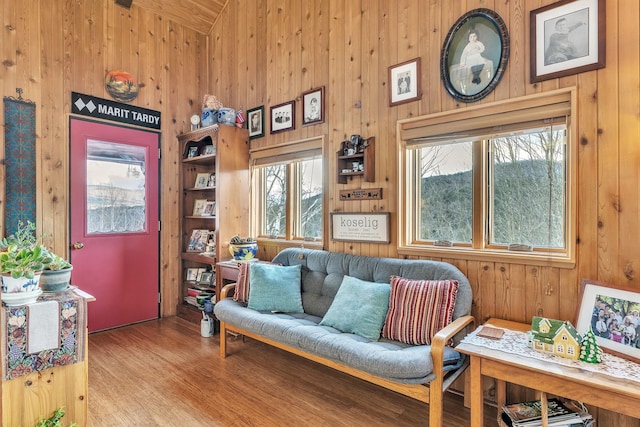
[
  {"left": 232, "top": 262, "right": 251, "bottom": 303},
  {"left": 382, "top": 277, "right": 459, "bottom": 345}
]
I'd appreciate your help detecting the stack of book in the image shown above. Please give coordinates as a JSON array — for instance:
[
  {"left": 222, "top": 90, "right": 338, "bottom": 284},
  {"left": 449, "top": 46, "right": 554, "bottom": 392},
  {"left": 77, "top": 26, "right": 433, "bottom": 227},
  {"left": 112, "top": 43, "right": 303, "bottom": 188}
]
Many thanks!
[{"left": 500, "top": 398, "right": 594, "bottom": 427}]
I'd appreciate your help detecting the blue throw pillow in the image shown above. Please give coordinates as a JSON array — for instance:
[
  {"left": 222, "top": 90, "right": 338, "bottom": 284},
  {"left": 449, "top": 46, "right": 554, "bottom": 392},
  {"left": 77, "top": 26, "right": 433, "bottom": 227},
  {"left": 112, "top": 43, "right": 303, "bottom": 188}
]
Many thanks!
[
  {"left": 320, "top": 275, "right": 390, "bottom": 341},
  {"left": 247, "top": 263, "right": 303, "bottom": 313}
]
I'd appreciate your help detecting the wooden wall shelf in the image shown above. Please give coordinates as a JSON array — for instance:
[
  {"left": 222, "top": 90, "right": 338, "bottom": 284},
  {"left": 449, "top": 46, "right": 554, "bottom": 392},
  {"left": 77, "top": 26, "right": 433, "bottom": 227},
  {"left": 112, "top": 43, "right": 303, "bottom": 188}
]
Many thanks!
[{"left": 337, "top": 137, "right": 375, "bottom": 184}]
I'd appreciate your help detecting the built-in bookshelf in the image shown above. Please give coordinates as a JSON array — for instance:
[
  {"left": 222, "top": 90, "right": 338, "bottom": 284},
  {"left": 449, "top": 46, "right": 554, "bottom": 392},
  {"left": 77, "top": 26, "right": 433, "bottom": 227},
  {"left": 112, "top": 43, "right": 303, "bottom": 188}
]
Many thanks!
[{"left": 177, "top": 124, "right": 250, "bottom": 324}]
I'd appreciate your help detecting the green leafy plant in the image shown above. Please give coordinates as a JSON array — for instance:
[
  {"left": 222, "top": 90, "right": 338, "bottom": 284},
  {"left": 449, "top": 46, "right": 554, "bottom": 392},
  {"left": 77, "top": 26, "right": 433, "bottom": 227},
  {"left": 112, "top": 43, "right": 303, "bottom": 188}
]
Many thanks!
[
  {"left": 46, "top": 253, "right": 72, "bottom": 271},
  {"left": 0, "top": 221, "right": 53, "bottom": 279},
  {"left": 34, "top": 406, "right": 78, "bottom": 427}
]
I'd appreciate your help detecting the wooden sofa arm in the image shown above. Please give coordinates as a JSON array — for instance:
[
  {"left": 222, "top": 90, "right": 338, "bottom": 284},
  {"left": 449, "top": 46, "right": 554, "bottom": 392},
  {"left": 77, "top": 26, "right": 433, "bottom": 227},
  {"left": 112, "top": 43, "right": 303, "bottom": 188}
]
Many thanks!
[
  {"left": 431, "top": 315, "right": 475, "bottom": 373},
  {"left": 220, "top": 283, "right": 237, "bottom": 299}
]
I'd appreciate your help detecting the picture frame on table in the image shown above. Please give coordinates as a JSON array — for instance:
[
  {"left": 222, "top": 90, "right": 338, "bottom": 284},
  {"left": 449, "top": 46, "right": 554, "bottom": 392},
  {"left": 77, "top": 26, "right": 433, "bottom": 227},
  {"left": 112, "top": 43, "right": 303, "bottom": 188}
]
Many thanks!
[
  {"left": 530, "top": 0, "right": 605, "bottom": 83},
  {"left": 247, "top": 106, "right": 265, "bottom": 139},
  {"left": 270, "top": 100, "right": 295, "bottom": 134},
  {"left": 194, "top": 173, "right": 211, "bottom": 189},
  {"left": 440, "top": 8, "right": 510, "bottom": 103},
  {"left": 186, "top": 229, "right": 210, "bottom": 252},
  {"left": 388, "top": 58, "right": 422, "bottom": 106},
  {"left": 192, "top": 199, "right": 208, "bottom": 216},
  {"left": 575, "top": 279, "right": 640, "bottom": 363},
  {"left": 302, "top": 86, "right": 325, "bottom": 126}
]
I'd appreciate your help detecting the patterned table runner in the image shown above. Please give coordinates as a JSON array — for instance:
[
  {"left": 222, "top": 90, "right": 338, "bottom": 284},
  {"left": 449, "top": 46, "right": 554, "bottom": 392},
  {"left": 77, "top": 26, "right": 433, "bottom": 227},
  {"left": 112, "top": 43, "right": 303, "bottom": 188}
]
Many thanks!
[
  {"left": 2, "top": 289, "right": 87, "bottom": 380},
  {"left": 460, "top": 325, "right": 640, "bottom": 383}
]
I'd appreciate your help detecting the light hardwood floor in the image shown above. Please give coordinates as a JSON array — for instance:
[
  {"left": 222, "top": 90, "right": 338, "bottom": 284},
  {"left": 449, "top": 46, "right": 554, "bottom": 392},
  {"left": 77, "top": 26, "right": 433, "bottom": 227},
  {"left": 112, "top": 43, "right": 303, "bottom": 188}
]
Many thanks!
[{"left": 88, "top": 316, "right": 497, "bottom": 426}]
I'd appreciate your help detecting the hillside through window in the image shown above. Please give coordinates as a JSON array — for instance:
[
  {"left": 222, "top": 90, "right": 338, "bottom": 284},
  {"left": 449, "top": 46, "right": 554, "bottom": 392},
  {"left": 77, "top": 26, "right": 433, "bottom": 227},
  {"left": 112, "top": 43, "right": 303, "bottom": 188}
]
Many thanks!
[{"left": 399, "top": 89, "right": 575, "bottom": 266}]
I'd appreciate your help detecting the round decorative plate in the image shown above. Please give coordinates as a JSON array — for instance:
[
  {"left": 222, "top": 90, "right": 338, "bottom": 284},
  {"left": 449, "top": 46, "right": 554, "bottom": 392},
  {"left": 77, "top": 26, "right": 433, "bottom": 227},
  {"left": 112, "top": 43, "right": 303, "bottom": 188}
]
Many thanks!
[{"left": 105, "top": 70, "right": 139, "bottom": 102}]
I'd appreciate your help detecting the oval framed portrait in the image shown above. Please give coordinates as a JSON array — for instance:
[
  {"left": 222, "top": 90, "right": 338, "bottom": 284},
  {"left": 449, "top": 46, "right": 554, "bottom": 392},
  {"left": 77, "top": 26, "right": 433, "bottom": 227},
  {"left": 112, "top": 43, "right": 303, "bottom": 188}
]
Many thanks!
[{"left": 440, "top": 8, "right": 509, "bottom": 103}]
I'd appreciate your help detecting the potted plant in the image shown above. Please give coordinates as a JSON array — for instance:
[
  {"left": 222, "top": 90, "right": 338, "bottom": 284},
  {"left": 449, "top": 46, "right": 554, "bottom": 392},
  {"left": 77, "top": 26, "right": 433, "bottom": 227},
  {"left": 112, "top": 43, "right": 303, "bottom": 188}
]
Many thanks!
[
  {"left": 39, "top": 253, "right": 73, "bottom": 292},
  {"left": 229, "top": 235, "right": 258, "bottom": 261},
  {"left": 0, "top": 221, "right": 53, "bottom": 303}
]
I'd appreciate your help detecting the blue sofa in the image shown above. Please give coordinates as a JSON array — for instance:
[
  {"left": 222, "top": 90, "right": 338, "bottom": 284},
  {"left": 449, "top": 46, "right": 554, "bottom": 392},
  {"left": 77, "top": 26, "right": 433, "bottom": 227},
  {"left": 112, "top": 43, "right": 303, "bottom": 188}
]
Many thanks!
[{"left": 214, "top": 248, "right": 474, "bottom": 427}]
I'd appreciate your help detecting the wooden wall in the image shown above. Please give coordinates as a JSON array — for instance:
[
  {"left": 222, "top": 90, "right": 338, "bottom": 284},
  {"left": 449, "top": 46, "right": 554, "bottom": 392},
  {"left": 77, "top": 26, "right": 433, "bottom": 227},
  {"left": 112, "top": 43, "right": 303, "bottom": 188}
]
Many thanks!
[
  {"left": 209, "top": 1, "right": 639, "bottom": 423},
  {"left": 1, "top": 0, "right": 639, "bottom": 424},
  {"left": 0, "top": 0, "right": 209, "bottom": 319}
]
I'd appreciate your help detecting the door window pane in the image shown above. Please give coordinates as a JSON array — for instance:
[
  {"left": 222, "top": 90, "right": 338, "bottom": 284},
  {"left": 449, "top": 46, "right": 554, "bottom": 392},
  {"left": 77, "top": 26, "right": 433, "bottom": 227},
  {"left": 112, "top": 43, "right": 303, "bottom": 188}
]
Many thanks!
[{"left": 86, "top": 140, "right": 147, "bottom": 234}]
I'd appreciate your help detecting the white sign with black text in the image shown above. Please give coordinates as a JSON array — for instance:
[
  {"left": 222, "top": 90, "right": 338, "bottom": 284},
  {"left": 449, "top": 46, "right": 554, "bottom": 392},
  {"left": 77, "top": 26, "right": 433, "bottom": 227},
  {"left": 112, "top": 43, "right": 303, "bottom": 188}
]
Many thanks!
[{"left": 330, "top": 212, "right": 390, "bottom": 244}]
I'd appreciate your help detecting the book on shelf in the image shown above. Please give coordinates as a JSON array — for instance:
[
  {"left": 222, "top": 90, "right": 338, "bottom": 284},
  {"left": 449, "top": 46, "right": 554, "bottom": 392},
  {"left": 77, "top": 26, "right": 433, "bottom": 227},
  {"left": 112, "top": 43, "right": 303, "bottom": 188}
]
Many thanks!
[{"left": 501, "top": 398, "right": 593, "bottom": 427}]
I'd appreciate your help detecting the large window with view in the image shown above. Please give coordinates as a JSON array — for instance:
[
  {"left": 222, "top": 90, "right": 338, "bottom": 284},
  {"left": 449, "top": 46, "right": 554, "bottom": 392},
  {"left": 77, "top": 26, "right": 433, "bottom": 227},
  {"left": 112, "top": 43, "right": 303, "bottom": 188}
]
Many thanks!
[
  {"left": 399, "top": 89, "right": 575, "bottom": 266},
  {"left": 251, "top": 138, "right": 324, "bottom": 242}
]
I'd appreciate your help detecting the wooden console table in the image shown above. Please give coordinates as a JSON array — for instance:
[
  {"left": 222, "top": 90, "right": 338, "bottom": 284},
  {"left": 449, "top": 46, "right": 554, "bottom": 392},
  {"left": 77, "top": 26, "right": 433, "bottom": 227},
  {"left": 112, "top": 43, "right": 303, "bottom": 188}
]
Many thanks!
[{"left": 457, "top": 318, "right": 640, "bottom": 427}]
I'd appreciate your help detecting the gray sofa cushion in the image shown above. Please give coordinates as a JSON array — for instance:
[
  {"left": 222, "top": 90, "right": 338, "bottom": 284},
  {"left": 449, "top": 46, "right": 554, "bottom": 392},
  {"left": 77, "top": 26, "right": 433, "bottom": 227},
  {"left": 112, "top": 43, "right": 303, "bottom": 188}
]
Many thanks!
[
  {"left": 214, "top": 248, "right": 471, "bottom": 384},
  {"left": 214, "top": 298, "right": 463, "bottom": 383}
]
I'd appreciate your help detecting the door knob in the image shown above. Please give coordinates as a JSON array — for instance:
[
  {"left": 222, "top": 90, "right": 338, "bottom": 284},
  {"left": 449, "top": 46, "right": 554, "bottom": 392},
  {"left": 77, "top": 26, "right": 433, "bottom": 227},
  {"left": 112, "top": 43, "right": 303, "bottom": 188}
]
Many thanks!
[{"left": 71, "top": 242, "right": 84, "bottom": 250}]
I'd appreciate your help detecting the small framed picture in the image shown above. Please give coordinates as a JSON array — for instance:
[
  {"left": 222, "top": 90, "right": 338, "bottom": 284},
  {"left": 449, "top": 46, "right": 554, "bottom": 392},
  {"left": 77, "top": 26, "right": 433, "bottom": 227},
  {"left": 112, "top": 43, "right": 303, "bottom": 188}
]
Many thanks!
[
  {"left": 199, "top": 271, "right": 213, "bottom": 286},
  {"left": 530, "top": 0, "right": 605, "bottom": 83},
  {"left": 187, "top": 146, "right": 199, "bottom": 158},
  {"left": 440, "top": 9, "right": 510, "bottom": 103},
  {"left": 194, "top": 173, "right": 211, "bottom": 188},
  {"left": 202, "top": 144, "right": 216, "bottom": 156},
  {"left": 195, "top": 268, "right": 207, "bottom": 282},
  {"left": 389, "top": 58, "right": 422, "bottom": 106},
  {"left": 247, "top": 106, "right": 265, "bottom": 139},
  {"left": 186, "top": 268, "right": 199, "bottom": 282},
  {"left": 207, "top": 174, "right": 216, "bottom": 188},
  {"left": 575, "top": 279, "right": 640, "bottom": 363},
  {"left": 302, "top": 86, "right": 325, "bottom": 126},
  {"left": 186, "top": 229, "right": 210, "bottom": 252},
  {"left": 270, "top": 100, "right": 295, "bottom": 134},
  {"left": 192, "top": 199, "right": 208, "bottom": 216},
  {"left": 202, "top": 201, "right": 216, "bottom": 217}
]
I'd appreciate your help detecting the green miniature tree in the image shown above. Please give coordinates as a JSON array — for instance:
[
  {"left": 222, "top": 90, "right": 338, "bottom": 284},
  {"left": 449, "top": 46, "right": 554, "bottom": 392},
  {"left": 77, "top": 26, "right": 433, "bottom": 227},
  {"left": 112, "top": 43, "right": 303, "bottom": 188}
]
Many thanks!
[{"left": 580, "top": 327, "right": 603, "bottom": 364}]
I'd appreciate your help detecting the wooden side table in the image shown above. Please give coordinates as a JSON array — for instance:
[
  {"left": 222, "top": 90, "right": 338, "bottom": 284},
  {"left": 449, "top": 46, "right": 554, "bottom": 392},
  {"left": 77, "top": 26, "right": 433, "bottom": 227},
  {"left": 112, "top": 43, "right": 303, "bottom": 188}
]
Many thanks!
[
  {"left": 215, "top": 260, "right": 241, "bottom": 302},
  {"left": 457, "top": 318, "right": 640, "bottom": 427}
]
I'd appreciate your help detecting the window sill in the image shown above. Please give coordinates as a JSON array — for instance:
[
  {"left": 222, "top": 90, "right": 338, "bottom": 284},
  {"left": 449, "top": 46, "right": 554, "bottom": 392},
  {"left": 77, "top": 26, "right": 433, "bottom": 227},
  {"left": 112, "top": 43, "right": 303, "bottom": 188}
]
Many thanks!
[{"left": 397, "top": 244, "right": 575, "bottom": 269}]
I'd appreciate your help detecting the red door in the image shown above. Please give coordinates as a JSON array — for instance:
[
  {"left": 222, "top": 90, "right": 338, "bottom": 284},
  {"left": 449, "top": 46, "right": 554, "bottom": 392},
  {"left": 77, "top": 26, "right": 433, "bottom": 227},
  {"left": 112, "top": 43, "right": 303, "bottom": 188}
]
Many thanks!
[{"left": 70, "top": 118, "right": 160, "bottom": 332}]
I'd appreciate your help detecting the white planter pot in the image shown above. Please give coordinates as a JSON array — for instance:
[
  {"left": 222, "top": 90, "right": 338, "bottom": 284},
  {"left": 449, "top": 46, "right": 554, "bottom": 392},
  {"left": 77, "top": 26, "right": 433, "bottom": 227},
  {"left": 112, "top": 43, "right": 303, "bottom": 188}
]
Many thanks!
[{"left": 1, "top": 273, "right": 42, "bottom": 293}]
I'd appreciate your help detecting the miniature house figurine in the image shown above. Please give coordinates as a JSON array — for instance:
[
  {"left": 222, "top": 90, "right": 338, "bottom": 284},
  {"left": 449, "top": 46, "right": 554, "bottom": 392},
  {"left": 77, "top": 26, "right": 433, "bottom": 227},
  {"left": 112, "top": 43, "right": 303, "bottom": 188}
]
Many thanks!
[{"left": 530, "top": 317, "right": 582, "bottom": 361}]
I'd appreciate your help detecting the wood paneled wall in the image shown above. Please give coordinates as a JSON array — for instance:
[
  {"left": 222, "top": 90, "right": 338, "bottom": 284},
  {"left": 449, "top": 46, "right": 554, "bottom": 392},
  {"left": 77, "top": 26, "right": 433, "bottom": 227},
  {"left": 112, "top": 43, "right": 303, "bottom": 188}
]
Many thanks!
[
  {"left": 209, "top": 0, "right": 639, "bottom": 318},
  {"left": 0, "top": 0, "right": 208, "bottom": 319},
  {"left": 1, "top": 0, "right": 639, "bottom": 423},
  {"left": 209, "top": 1, "right": 639, "bottom": 423}
]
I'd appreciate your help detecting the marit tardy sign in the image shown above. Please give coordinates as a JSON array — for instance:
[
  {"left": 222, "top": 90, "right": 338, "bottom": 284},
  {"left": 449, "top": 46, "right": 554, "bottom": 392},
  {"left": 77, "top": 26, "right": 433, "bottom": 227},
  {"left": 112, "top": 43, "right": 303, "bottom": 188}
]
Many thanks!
[{"left": 72, "top": 92, "right": 161, "bottom": 130}]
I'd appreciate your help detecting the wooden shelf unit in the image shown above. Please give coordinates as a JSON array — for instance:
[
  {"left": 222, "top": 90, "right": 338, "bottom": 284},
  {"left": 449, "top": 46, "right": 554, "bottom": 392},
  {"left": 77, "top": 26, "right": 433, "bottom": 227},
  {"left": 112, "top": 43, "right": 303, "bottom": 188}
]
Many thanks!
[
  {"left": 177, "top": 124, "right": 250, "bottom": 322},
  {"left": 336, "top": 137, "right": 375, "bottom": 184}
]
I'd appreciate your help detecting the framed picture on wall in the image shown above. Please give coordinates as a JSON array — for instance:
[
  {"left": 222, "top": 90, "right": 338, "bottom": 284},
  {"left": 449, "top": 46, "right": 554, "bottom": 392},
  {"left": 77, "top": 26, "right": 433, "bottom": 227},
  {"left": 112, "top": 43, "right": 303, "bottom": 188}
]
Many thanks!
[
  {"left": 247, "top": 106, "right": 265, "bottom": 139},
  {"left": 530, "top": 0, "right": 605, "bottom": 83},
  {"left": 388, "top": 58, "right": 421, "bottom": 106},
  {"left": 302, "top": 86, "right": 325, "bottom": 126},
  {"left": 270, "top": 100, "right": 295, "bottom": 134},
  {"left": 440, "top": 8, "right": 510, "bottom": 103}
]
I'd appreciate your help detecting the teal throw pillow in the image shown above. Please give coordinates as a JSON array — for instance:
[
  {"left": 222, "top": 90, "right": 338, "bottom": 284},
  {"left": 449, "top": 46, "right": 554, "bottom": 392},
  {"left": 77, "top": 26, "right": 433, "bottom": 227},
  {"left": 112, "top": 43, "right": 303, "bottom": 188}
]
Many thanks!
[
  {"left": 320, "top": 275, "right": 390, "bottom": 341},
  {"left": 247, "top": 263, "right": 303, "bottom": 313}
]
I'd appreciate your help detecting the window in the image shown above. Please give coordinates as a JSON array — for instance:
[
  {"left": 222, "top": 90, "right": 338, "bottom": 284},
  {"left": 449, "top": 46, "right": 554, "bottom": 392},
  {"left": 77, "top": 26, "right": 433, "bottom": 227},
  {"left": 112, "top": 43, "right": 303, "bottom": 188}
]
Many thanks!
[
  {"left": 399, "top": 89, "right": 576, "bottom": 266},
  {"left": 251, "top": 137, "right": 324, "bottom": 242}
]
